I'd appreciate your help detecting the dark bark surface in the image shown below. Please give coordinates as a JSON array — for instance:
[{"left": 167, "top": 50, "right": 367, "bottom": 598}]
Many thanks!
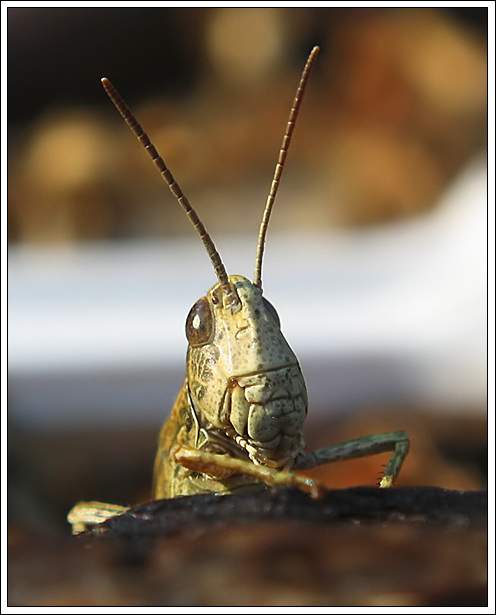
[
  {"left": 8, "top": 411, "right": 487, "bottom": 606},
  {"left": 90, "top": 486, "right": 487, "bottom": 539}
]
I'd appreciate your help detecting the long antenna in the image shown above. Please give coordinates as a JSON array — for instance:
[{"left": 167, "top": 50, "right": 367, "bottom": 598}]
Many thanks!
[
  {"left": 253, "top": 46, "right": 320, "bottom": 288},
  {"left": 101, "top": 77, "right": 230, "bottom": 288}
]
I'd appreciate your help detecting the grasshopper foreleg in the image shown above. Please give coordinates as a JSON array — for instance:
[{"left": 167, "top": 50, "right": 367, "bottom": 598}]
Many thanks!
[
  {"left": 295, "top": 430, "right": 409, "bottom": 488},
  {"left": 173, "top": 445, "right": 325, "bottom": 499}
]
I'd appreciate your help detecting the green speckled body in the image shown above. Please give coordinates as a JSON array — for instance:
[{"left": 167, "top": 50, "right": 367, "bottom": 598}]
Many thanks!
[{"left": 152, "top": 275, "right": 308, "bottom": 498}]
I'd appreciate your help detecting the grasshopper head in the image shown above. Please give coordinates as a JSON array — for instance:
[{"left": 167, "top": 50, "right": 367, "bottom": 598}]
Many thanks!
[{"left": 185, "top": 275, "right": 308, "bottom": 468}]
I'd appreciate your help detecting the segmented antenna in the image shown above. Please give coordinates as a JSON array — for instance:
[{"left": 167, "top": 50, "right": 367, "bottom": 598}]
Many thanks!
[
  {"left": 253, "top": 46, "right": 320, "bottom": 288},
  {"left": 101, "top": 77, "right": 230, "bottom": 288}
]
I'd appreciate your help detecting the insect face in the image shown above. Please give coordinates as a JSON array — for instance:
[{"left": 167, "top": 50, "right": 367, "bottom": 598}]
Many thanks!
[{"left": 185, "top": 275, "right": 308, "bottom": 469}]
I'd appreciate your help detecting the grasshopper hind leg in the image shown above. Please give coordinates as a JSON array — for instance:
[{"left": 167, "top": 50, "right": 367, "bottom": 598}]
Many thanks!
[{"left": 295, "top": 430, "right": 410, "bottom": 488}]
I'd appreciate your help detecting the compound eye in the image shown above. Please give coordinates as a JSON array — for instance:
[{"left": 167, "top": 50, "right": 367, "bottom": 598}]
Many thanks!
[
  {"left": 262, "top": 297, "right": 281, "bottom": 328},
  {"left": 186, "top": 296, "right": 214, "bottom": 346}
]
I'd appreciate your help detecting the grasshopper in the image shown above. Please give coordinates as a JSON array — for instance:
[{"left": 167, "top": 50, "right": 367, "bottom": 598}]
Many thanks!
[{"left": 68, "top": 47, "right": 409, "bottom": 535}]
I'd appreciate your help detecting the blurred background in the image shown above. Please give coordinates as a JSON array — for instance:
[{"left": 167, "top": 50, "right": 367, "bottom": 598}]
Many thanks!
[{"left": 7, "top": 6, "right": 489, "bottom": 606}]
